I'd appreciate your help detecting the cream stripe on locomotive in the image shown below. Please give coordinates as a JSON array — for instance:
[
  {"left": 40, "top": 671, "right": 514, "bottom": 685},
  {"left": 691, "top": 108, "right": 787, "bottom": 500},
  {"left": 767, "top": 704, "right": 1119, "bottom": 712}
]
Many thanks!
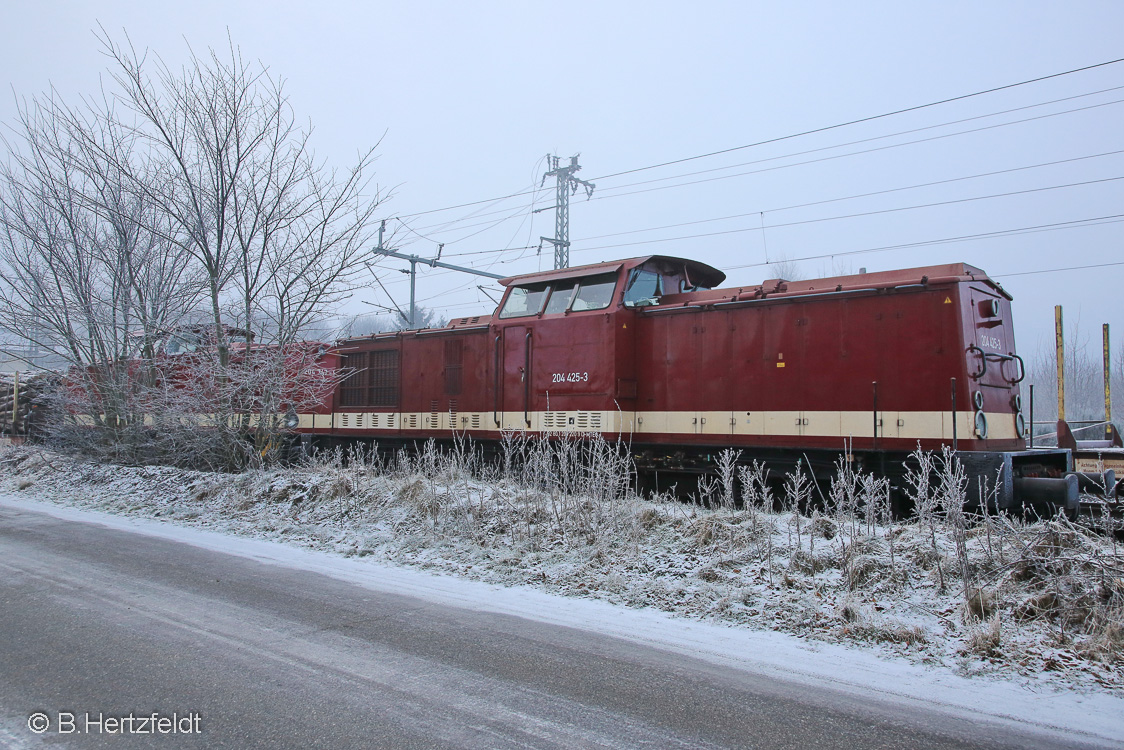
[
  {"left": 312, "top": 409, "right": 1020, "bottom": 441},
  {"left": 76, "top": 413, "right": 288, "bottom": 428}
]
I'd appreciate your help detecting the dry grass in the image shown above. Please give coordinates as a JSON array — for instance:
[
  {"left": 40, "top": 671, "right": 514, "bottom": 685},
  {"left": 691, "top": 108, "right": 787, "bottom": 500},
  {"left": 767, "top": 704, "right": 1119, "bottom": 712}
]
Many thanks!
[
  {"left": 3, "top": 437, "right": 1123, "bottom": 690},
  {"left": 965, "top": 616, "right": 1003, "bottom": 657}
]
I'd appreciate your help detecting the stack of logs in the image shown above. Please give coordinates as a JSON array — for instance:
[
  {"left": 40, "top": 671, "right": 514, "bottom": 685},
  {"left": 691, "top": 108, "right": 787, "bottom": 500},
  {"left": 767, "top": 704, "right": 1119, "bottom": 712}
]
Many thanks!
[{"left": 1, "top": 371, "right": 56, "bottom": 436}]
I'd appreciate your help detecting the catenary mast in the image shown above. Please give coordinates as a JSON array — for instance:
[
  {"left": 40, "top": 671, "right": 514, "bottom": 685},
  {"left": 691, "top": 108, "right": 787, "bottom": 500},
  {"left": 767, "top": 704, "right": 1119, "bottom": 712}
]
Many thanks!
[{"left": 539, "top": 155, "right": 595, "bottom": 270}]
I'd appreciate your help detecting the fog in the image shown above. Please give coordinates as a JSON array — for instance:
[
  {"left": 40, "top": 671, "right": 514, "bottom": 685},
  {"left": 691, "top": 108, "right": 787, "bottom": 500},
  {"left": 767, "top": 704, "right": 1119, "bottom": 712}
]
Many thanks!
[{"left": 3, "top": 1, "right": 1121, "bottom": 352}]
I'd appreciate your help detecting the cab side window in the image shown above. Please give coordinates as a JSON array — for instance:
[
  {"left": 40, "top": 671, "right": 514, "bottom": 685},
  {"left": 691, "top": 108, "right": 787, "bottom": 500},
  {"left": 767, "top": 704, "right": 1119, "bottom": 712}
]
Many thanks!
[
  {"left": 623, "top": 269, "right": 662, "bottom": 306},
  {"left": 499, "top": 282, "right": 550, "bottom": 318},
  {"left": 543, "top": 280, "right": 577, "bottom": 315},
  {"left": 570, "top": 273, "right": 617, "bottom": 311},
  {"left": 500, "top": 272, "right": 618, "bottom": 317},
  {"left": 164, "top": 333, "right": 200, "bottom": 355}
]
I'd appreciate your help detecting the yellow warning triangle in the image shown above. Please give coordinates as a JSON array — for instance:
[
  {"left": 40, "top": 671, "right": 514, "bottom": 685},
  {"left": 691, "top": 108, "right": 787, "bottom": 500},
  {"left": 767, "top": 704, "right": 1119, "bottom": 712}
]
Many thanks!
[{"left": 944, "top": 297, "right": 952, "bottom": 304}]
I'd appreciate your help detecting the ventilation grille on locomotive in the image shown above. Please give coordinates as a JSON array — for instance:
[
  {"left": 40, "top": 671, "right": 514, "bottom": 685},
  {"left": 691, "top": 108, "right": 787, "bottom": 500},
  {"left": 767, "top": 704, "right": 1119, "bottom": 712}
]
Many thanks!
[
  {"left": 339, "top": 349, "right": 399, "bottom": 407},
  {"left": 444, "top": 339, "right": 463, "bottom": 395},
  {"left": 543, "top": 412, "right": 567, "bottom": 430},
  {"left": 576, "top": 411, "right": 602, "bottom": 431}
]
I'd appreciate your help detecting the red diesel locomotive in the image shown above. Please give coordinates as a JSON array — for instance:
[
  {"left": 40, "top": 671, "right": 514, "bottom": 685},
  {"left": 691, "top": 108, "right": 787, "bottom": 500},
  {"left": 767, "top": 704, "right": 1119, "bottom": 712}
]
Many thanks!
[{"left": 297, "top": 255, "right": 1074, "bottom": 510}]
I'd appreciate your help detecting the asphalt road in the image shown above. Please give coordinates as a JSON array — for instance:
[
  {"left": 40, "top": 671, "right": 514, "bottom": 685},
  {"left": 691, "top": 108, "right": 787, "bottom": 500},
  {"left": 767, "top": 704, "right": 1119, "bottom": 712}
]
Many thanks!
[{"left": 0, "top": 504, "right": 1108, "bottom": 749}]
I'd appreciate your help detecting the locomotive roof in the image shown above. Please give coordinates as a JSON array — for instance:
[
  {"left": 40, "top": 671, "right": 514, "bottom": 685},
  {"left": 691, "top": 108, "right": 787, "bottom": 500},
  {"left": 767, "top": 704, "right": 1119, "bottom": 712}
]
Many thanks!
[
  {"left": 497, "top": 255, "right": 726, "bottom": 288},
  {"left": 343, "top": 258, "right": 1008, "bottom": 342},
  {"left": 717, "top": 261, "right": 1012, "bottom": 301}
]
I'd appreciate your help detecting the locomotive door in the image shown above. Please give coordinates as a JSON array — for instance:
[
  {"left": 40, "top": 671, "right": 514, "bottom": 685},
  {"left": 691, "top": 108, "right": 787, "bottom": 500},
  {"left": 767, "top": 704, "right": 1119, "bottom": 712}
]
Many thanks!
[
  {"left": 877, "top": 308, "right": 905, "bottom": 442},
  {"left": 967, "top": 286, "right": 1018, "bottom": 441},
  {"left": 499, "top": 326, "right": 532, "bottom": 429},
  {"left": 691, "top": 313, "right": 735, "bottom": 435},
  {"left": 968, "top": 287, "right": 1015, "bottom": 389}
]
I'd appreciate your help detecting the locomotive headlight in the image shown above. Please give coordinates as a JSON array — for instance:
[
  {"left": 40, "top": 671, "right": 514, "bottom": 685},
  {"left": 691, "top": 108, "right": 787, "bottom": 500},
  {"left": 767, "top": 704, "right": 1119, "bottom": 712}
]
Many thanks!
[
  {"left": 1016, "top": 412, "right": 1026, "bottom": 438},
  {"left": 284, "top": 408, "right": 300, "bottom": 429}
]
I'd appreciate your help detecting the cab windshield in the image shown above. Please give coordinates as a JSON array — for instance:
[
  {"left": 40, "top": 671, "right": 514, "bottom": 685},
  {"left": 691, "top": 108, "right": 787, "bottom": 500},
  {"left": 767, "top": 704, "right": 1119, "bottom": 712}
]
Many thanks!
[
  {"left": 164, "top": 333, "right": 201, "bottom": 355},
  {"left": 498, "top": 282, "right": 550, "bottom": 318},
  {"left": 623, "top": 269, "right": 663, "bottom": 306},
  {"left": 499, "top": 272, "right": 618, "bottom": 318}
]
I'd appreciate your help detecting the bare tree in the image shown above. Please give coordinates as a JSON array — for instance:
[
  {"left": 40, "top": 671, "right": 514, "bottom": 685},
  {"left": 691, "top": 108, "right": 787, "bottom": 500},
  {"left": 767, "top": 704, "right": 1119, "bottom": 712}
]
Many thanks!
[
  {"left": 0, "top": 90, "right": 201, "bottom": 430},
  {"left": 99, "top": 31, "right": 381, "bottom": 363},
  {"left": 1, "top": 30, "right": 383, "bottom": 468},
  {"left": 1024, "top": 317, "right": 1120, "bottom": 439},
  {"left": 94, "top": 32, "right": 382, "bottom": 465},
  {"left": 766, "top": 254, "right": 803, "bottom": 282}
]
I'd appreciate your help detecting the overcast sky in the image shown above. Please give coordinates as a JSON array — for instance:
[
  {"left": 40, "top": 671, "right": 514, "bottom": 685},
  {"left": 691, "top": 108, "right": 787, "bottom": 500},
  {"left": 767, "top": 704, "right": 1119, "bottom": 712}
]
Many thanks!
[{"left": 3, "top": 1, "right": 1122, "bottom": 358}]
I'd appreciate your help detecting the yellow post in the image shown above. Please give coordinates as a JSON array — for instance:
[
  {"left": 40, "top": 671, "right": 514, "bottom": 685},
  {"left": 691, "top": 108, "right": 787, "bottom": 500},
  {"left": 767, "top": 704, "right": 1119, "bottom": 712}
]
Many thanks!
[
  {"left": 1055, "top": 306, "right": 1065, "bottom": 422},
  {"left": 1105, "top": 323, "right": 1112, "bottom": 437}
]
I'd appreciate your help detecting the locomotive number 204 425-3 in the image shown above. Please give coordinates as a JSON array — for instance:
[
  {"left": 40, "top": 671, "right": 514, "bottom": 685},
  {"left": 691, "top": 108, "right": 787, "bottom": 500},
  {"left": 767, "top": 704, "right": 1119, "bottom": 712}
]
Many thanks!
[{"left": 551, "top": 372, "right": 589, "bottom": 384}]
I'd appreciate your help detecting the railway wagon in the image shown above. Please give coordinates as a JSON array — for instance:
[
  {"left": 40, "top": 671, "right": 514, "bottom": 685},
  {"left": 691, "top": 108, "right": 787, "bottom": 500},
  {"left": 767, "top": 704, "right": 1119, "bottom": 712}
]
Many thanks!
[{"left": 303, "top": 255, "right": 1073, "bottom": 510}]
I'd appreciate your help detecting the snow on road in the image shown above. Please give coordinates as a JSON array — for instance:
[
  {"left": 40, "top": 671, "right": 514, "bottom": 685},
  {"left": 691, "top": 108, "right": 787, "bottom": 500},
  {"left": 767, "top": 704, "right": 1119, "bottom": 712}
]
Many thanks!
[{"left": 2, "top": 493, "right": 1121, "bottom": 747}]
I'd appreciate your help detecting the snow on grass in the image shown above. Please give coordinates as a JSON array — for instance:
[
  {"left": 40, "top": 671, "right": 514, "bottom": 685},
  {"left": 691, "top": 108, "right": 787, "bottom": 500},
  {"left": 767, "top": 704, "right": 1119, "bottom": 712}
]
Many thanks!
[{"left": 1, "top": 439, "right": 1122, "bottom": 704}]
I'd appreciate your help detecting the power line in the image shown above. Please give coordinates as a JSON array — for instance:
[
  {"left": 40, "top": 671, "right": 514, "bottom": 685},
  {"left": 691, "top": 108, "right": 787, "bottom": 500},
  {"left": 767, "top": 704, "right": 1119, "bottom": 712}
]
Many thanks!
[
  {"left": 394, "top": 216, "right": 443, "bottom": 244},
  {"left": 405, "top": 216, "right": 1124, "bottom": 319},
  {"left": 393, "top": 166, "right": 548, "bottom": 258},
  {"left": 389, "top": 58, "right": 1124, "bottom": 223},
  {"left": 585, "top": 98, "right": 1124, "bottom": 205},
  {"left": 399, "top": 201, "right": 531, "bottom": 249},
  {"left": 721, "top": 214, "right": 1124, "bottom": 273},
  {"left": 589, "top": 57, "right": 1124, "bottom": 181},
  {"left": 403, "top": 91, "right": 1124, "bottom": 241},
  {"left": 444, "top": 243, "right": 539, "bottom": 259},
  {"left": 590, "top": 85, "right": 1124, "bottom": 195},
  {"left": 569, "top": 176, "right": 1124, "bottom": 255},
  {"left": 381, "top": 171, "right": 1122, "bottom": 287},
  {"left": 392, "top": 184, "right": 538, "bottom": 221},
  {"left": 995, "top": 259, "right": 1124, "bottom": 278},
  {"left": 375, "top": 207, "right": 1124, "bottom": 313},
  {"left": 575, "top": 150, "right": 1124, "bottom": 244},
  {"left": 363, "top": 247, "right": 537, "bottom": 292}
]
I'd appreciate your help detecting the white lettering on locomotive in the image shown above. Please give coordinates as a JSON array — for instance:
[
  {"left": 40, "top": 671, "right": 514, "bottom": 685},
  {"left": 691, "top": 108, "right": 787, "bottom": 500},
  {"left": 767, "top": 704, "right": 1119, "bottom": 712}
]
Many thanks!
[
  {"left": 977, "top": 333, "right": 1002, "bottom": 350},
  {"left": 299, "top": 366, "right": 334, "bottom": 379},
  {"left": 550, "top": 372, "right": 589, "bottom": 384}
]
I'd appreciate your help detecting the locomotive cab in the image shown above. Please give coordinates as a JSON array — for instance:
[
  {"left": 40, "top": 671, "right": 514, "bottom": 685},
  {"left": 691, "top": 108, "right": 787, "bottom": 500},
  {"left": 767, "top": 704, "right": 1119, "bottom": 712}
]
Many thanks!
[
  {"left": 491, "top": 256, "right": 725, "bottom": 433},
  {"left": 622, "top": 257, "right": 725, "bottom": 307},
  {"left": 492, "top": 261, "right": 627, "bottom": 432}
]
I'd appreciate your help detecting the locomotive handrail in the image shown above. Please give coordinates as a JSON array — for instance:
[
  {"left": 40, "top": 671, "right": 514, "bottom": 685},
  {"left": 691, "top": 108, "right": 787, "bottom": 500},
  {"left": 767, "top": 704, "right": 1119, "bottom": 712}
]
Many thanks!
[
  {"left": 524, "top": 330, "right": 532, "bottom": 427},
  {"left": 966, "top": 345, "right": 1025, "bottom": 384},
  {"left": 639, "top": 273, "right": 997, "bottom": 319},
  {"left": 414, "top": 325, "right": 489, "bottom": 336},
  {"left": 646, "top": 272, "right": 980, "bottom": 314},
  {"left": 1007, "top": 352, "right": 1027, "bottom": 383},
  {"left": 686, "top": 286, "right": 883, "bottom": 311},
  {"left": 640, "top": 287, "right": 890, "bottom": 317},
  {"left": 966, "top": 344, "right": 987, "bottom": 379},
  {"left": 493, "top": 335, "right": 501, "bottom": 427}
]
